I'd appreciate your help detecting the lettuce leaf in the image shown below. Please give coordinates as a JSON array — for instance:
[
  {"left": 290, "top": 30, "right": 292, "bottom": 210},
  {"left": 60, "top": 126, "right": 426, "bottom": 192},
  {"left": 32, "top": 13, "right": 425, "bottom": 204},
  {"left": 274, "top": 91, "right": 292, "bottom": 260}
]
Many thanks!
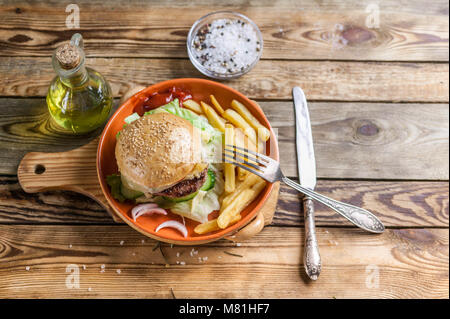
[
  {"left": 106, "top": 174, "right": 125, "bottom": 202},
  {"left": 124, "top": 112, "right": 140, "bottom": 124}
]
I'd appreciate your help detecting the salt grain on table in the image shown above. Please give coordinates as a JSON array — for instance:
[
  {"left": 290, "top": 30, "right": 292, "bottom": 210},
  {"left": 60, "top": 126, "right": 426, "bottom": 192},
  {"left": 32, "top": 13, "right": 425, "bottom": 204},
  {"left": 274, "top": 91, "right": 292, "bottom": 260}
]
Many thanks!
[
  {"left": 190, "top": 248, "right": 198, "bottom": 257},
  {"left": 192, "top": 18, "right": 261, "bottom": 75}
]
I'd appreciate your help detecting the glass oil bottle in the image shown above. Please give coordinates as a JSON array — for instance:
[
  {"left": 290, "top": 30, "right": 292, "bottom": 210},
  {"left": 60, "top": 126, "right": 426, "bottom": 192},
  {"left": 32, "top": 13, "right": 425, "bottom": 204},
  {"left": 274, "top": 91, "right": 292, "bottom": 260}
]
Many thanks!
[{"left": 46, "top": 33, "right": 113, "bottom": 134}]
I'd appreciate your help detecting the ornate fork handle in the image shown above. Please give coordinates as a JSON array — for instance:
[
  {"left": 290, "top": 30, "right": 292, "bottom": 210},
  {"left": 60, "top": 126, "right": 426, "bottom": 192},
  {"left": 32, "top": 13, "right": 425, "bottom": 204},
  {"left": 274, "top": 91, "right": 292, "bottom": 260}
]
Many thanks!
[{"left": 282, "top": 177, "right": 385, "bottom": 233}]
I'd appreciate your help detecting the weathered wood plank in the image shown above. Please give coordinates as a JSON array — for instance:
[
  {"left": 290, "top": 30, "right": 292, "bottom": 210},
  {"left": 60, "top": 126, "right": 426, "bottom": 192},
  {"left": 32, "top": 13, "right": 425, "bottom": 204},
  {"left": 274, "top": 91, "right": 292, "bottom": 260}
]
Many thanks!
[
  {"left": 1, "top": 175, "right": 448, "bottom": 227},
  {"left": 0, "top": 225, "right": 447, "bottom": 298},
  {"left": 0, "top": 58, "right": 448, "bottom": 102},
  {"left": 0, "top": 99, "right": 448, "bottom": 180},
  {"left": 270, "top": 101, "right": 450, "bottom": 180},
  {"left": 0, "top": 0, "right": 448, "bottom": 61},
  {"left": 275, "top": 181, "right": 449, "bottom": 228}
]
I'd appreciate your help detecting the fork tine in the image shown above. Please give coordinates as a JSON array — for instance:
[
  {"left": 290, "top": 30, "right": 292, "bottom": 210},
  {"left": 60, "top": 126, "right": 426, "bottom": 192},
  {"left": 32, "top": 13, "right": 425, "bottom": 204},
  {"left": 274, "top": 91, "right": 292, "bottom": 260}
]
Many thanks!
[
  {"left": 223, "top": 157, "right": 269, "bottom": 182},
  {"left": 223, "top": 148, "right": 267, "bottom": 166},
  {"left": 223, "top": 153, "right": 263, "bottom": 172},
  {"left": 225, "top": 144, "right": 272, "bottom": 163}
]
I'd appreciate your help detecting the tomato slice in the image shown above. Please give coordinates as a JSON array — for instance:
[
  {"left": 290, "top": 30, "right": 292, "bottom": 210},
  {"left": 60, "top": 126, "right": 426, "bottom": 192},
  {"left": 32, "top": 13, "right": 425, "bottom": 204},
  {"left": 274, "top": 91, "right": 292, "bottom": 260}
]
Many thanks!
[{"left": 132, "top": 87, "right": 193, "bottom": 115}]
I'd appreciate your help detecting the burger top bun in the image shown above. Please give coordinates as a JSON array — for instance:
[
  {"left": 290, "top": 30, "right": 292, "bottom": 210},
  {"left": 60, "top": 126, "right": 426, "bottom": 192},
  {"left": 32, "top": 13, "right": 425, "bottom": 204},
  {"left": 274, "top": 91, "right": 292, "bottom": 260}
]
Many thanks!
[{"left": 115, "top": 112, "right": 201, "bottom": 193}]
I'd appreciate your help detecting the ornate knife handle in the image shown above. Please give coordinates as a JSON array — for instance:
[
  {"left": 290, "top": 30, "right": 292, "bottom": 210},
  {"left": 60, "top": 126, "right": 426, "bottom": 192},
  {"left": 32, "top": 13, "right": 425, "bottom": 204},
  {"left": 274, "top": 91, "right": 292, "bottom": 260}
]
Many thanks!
[
  {"left": 282, "top": 177, "right": 385, "bottom": 233},
  {"left": 303, "top": 197, "right": 321, "bottom": 280}
]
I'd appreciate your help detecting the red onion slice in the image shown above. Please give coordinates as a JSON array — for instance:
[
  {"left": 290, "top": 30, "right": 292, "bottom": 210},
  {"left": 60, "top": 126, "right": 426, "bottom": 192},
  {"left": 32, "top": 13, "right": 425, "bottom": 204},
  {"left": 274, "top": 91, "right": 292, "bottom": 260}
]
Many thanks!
[
  {"left": 155, "top": 220, "right": 188, "bottom": 238},
  {"left": 131, "top": 203, "right": 167, "bottom": 221}
]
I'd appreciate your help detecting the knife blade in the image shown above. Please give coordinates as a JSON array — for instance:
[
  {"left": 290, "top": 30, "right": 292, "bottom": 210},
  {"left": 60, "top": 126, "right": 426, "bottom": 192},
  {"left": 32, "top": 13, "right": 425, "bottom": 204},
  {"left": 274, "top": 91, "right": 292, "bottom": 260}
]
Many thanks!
[
  {"left": 293, "top": 87, "right": 316, "bottom": 190},
  {"left": 292, "top": 86, "right": 321, "bottom": 280}
]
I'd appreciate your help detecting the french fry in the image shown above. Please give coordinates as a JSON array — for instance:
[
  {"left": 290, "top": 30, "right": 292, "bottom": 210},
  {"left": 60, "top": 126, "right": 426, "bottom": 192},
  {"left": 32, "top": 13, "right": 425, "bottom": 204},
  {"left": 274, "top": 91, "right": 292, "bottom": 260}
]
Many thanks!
[
  {"left": 210, "top": 95, "right": 225, "bottom": 115},
  {"left": 194, "top": 214, "right": 241, "bottom": 235},
  {"left": 224, "top": 124, "right": 236, "bottom": 193},
  {"left": 223, "top": 109, "right": 257, "bottom": 145},
  {"left": 217, "top": 180, "right": 267, "bottom": 229},
  {"left": 231, "top": 99, "right": 271, "bottom": 142},
  {"left": 201, "top": 101, "right": 226, "bottom": 132},
  {"left": 218, "top": 191, "right": 227, "bottom": 205},
  {"left": 234, "top": 129, "right": 248, "bottom": 181},
  {"left": 221, "top": 173, "right": 262, "bottom": 211},
  {"left": 234, "top": 128, "right": 258, "bottom": 180},
  {"left": 183, "top": 99, "right": 203, "bottom": 114}
]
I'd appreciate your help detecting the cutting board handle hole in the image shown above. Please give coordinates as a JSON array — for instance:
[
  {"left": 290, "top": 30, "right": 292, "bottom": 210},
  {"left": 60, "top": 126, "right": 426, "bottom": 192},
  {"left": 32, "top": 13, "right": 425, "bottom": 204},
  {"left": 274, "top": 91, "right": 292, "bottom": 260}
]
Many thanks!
[{"left": 34, "top": 164, "right": 46, "bottom": 175}]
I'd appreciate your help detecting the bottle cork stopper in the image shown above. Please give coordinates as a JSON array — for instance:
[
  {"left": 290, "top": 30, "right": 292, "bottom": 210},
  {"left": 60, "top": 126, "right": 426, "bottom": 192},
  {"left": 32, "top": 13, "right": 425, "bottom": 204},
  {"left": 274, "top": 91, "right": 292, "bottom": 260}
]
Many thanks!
[{"left": 55, "top": 43, "right": 81, "bottom": 69}]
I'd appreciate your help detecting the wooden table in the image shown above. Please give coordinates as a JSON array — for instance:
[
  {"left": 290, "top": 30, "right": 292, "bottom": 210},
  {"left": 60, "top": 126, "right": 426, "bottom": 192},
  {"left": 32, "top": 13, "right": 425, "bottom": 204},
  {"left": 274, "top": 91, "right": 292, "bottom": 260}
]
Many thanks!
[{"left": 0, "top": 0, "right": 448, "bottom": 299}]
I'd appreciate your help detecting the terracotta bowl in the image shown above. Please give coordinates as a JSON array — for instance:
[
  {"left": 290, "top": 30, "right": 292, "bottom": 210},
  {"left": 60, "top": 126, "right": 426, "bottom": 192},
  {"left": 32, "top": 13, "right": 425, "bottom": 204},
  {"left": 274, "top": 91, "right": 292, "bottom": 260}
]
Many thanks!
[{"left": 97, "top": 78, "right": 279, "bottom": 245}]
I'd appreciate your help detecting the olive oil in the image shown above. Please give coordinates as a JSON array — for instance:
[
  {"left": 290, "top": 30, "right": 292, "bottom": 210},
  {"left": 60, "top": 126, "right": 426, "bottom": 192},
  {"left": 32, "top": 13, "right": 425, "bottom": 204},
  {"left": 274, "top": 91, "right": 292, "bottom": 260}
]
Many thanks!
[{"left": 46, "top": 34, "right": 113, "bottom": 134}]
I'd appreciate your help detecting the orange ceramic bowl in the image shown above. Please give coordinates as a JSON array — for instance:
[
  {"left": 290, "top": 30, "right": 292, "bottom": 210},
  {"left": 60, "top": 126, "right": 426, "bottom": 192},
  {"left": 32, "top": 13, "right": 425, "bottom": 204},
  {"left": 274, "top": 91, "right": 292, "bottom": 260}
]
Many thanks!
[{"left": 97, "top": 78, "right": 279, "bottom": 245}]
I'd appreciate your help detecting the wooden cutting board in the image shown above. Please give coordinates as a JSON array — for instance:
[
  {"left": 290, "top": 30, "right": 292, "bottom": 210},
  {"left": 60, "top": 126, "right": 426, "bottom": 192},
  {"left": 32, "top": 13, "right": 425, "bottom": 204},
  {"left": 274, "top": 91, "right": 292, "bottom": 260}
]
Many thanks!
[{"left": 17, "top": 137, "right": 280, "bottom": 242}]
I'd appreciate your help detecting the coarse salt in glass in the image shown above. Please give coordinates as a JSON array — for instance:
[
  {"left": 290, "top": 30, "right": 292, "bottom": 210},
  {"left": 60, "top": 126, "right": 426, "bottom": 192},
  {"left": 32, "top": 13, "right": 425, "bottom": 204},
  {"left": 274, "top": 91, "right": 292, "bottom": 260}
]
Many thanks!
[{"left": 187, "top": 11, "right": 263, "bottom": 80}]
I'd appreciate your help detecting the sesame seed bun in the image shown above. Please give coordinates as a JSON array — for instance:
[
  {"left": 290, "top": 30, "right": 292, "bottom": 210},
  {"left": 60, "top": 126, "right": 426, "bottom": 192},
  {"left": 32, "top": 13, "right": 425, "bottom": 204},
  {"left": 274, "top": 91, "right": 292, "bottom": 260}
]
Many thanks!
[{"left": 115, "top": 112, "right": 201, "bottom": 193}]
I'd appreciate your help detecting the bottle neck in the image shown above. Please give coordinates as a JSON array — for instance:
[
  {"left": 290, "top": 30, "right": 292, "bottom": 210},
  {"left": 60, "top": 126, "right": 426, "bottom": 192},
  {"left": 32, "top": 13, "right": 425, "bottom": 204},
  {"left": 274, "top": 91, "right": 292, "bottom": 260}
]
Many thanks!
[{"left": 59, "top": 65, "right": 89, "bottom": 87}]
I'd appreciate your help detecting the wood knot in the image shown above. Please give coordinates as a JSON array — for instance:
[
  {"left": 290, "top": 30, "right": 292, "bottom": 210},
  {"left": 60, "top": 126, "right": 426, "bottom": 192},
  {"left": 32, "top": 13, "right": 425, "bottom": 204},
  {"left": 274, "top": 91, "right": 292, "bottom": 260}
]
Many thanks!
[
  {"left": 352, "top": 119, "right": 385, "bottom": 146},
  {"left": 55, "top": 43, "right": 81, "bottom": 69},
  {"left": 342, "top": 26, "right": 374, "bottom": 45},
  {"left": 357, "top": 123, "right": 379, "bottom": 136},
  {"left": 15, "top": 7, "right": 22, "bottom": 14},
  {"left": 8, "top": 34, "right": 32, "bottom": 43},
  {"left": 392, "top": 229, "right": 438, "bottom": 247}
]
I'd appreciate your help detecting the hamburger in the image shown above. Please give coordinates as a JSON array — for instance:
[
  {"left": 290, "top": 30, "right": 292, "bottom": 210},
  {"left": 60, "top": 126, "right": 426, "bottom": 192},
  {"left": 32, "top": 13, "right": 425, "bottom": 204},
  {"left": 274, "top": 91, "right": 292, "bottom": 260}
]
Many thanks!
[
  {"left": 116, "top": 112, "right": 212, "bottom": 199},
  {"left": 108, "top": 98, "right": 223, "bottom": 223}
]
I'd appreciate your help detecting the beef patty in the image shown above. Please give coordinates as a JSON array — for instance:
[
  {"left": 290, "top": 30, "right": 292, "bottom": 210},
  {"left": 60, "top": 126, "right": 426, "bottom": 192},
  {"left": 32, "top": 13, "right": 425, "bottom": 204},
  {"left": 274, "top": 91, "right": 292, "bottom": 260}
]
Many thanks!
[{"left": 155, "top": 167, "right": 208, "bottom": 198}]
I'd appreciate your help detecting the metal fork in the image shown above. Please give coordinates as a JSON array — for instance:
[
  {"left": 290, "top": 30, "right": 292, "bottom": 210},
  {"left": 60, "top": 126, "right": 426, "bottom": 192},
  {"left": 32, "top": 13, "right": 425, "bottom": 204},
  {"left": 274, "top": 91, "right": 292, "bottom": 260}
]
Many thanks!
[{"left": 223, "top": 145, "right": 385, "bottom": 233}]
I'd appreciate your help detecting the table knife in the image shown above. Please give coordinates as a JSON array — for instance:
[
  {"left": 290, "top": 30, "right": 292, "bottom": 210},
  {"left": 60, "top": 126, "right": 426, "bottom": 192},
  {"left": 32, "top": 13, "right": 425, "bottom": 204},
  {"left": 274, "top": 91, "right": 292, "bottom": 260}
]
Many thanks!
[{"left": 293, "top": 86, "right": 321, "bottom": 280}]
